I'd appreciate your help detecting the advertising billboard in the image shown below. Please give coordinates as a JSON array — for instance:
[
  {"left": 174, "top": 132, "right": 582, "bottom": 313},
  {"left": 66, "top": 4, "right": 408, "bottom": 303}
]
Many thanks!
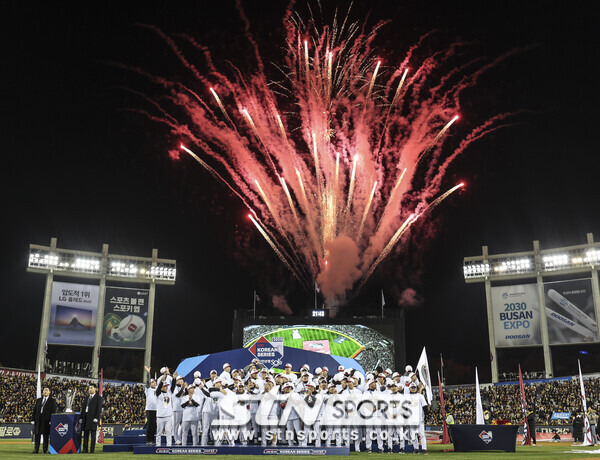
[
  {"left": 491, "top": 283, "right": 542, "bottom": 347},
  {"left": 101, "top": 287, "right": 149, "bottom": 349},
  {"left": 48, "top": 282, "right": 99, "bottom": 346},
  {"left": 544, "top": 278, "right": 597, "bottom": 344}
]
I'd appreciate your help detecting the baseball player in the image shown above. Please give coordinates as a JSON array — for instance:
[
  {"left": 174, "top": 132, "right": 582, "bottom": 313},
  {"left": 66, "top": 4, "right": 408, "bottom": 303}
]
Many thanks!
[{"left": 180, "top": 385, "right": 201, "bottom": 446}]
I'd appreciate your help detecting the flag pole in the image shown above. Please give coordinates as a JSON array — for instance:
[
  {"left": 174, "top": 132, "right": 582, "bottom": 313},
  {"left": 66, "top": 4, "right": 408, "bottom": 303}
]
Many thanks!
[
  {"left": 438, "top": 371, "right": 450, "bottom": 444},
  {"left": 440, "top": 353, "right": 444, "bottom": 386},
  {"left": 518, "top": 364, "right": 531, "bottom": 445},
  {"left": 314, "top": 282, "right": 317, "bottom": 309},
  {"left": 98, "top": 369, "right": 105, "bottom": 444},
  {"left": 253, "top": 290, "right": 256, "bottom": 319}
]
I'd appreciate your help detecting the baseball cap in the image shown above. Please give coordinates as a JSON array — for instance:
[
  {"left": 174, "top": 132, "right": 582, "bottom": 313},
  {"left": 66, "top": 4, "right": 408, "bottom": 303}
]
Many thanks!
[
  {"left": 338, "top": 365, "right": 344, "bottom": 371},
  {"left": 194, "top": 371, "right": 202, "bottom": 378},
  {"left": 210, "top": 370, "right": 217, "bottom": 375},
  {"left": 285, "top": 363, "right": 292, "bottom": 368},
  {"left": 160, "top": 367, "right": 167, "bottom": 374},
  {"left": 322, "top": 367, "right": 328, "bottom": 372},
  {"left": 405, "top": 365, "right": 413, "bottom": 373},
  {"left": 315, "top": 367, "right": 322, "bottom": 374},
  {"left": 223, "top": 363, "right": 231, "bottom": 369}
]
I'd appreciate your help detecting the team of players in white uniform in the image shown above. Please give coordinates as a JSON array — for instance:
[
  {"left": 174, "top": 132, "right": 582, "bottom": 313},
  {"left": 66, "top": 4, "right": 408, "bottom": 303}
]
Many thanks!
[{"left": 145, "top": 360, "right": 429, "bottom": 453}]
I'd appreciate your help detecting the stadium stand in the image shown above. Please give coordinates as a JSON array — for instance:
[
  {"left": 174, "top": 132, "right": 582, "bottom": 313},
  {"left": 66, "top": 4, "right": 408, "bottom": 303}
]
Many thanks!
[{"left": 1, "top": 368, "right": 598, "bottom": 428}]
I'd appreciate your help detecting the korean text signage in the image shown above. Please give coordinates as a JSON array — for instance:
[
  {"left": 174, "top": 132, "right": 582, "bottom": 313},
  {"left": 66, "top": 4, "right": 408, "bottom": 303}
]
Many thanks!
[
  {"left": 102, "top": 287, "right": 149, "bottom": 349},
  {"left": 491, "top": 284, "right": 541, "bottom": 347},
  {"left": 48, "top": 282, "right": 99, "bottom": 346}
]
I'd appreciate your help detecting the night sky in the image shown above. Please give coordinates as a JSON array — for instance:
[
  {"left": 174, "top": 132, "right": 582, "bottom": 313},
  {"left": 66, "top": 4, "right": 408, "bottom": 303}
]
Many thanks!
[{"left": 2, "top": 0, "right": 599, "bottom": 383}]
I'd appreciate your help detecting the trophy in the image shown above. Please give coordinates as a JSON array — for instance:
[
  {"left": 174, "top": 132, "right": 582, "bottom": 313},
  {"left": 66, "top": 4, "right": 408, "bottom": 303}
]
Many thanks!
[{"left": 64, "top": 389, "right": 77, "bottom": 413}]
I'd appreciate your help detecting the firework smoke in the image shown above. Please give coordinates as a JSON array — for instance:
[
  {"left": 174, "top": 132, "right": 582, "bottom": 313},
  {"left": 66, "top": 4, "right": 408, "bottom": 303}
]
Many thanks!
[
  {"left": 272, "top": 295, "right": 294, "bottom": 315},
  {"left": 398, "top": 288, "right": 423, "bottom": 308},
  {"left": 132, "top": 5, "right": 515, "bottom": 307}
]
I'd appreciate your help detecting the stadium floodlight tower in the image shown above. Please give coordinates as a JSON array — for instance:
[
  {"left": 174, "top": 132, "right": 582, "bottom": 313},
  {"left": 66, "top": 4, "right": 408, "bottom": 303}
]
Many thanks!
[
  {"left": 463, "top": 232, "right": 600, "bottom": 383},
  {"left": 27, "top": 237, "right": 176, "bottom": 379}
]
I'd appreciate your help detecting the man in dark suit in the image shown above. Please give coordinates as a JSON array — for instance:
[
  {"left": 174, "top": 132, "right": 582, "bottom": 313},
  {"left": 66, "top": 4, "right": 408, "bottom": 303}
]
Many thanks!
[
  {"left": 80, "top": 383, "right": 102, "bottom": 453},
  {"left": 30, "top": 387, "right": 58, "bottom": 454}
]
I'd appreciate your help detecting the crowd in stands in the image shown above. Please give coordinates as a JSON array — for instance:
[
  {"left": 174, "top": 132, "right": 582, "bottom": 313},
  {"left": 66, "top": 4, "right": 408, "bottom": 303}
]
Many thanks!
[
  {"left": 431, "top": 377, "right": 599, "bottom": 426},
  {"left": 0, "top": 373, "right": 146, "bottom": 424},
  {"left": 1, "top": 369, "right": 598, "bottom": 428}
]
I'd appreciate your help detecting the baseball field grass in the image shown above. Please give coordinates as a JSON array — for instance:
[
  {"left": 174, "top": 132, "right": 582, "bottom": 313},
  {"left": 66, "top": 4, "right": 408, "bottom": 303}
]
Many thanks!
[{"left": 2, "top": 440, "right": 600, "bottom": 459}]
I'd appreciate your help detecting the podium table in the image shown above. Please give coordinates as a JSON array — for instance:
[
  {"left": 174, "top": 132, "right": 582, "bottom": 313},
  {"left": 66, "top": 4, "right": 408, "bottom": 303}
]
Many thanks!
[
  {"left": 49, "top": 412, "right": 82, "bottom": 454},
  {"left": 449, "top": 424, "right": 519, "bottom": 452}
]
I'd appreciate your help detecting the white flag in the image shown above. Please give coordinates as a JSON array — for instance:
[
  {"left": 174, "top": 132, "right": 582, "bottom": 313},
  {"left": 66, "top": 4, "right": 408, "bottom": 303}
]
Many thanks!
[
  {"left": 381, "top": 290, "right": 386, "bottom": 307},
  {"left": 315, "top": 281, "right": 320, "bottom": 293},
  {"left": 416, "top": 347, "right": 432, "bottom": 403},
  {"left": 475, "top": 367, "right": 484, "bottom": 424},
  {"left": 36, "top": 364, "right": 41, "bottom": 399},
  {"left": 579, "top": 360, "right": 593, "bottom": 446}
]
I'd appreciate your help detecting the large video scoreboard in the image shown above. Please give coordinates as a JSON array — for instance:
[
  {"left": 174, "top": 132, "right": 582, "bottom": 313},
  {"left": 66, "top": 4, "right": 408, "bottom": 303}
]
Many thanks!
[{"left": 232, "top": 313, "right": 405, "bottom": 373}]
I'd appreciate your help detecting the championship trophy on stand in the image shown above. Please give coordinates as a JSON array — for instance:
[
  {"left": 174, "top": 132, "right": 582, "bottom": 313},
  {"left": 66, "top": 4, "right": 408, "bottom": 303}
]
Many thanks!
[{"left": 64, "top": 389, "right": 77, "bottom": 413}]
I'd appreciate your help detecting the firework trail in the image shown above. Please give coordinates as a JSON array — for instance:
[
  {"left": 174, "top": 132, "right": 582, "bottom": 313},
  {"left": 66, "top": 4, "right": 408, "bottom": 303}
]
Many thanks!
[{"left": 135, "top": 5, "right": 515, "bottom": 306}]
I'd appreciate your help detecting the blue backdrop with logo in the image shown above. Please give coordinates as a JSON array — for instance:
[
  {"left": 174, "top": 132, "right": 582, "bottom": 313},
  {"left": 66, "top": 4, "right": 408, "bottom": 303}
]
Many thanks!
[{"left": 175, "top": 347, "right": 364, "bottom": 382}]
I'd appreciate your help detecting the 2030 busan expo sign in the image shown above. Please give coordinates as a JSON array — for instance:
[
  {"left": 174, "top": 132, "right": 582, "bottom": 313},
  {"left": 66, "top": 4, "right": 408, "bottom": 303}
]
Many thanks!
[{"left": 491, "top": 284, "right": 541, "bottom": 347}]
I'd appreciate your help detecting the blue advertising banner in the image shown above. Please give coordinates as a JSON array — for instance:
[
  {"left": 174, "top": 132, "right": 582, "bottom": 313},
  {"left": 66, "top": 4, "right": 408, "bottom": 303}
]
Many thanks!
[{"left": 102, "top": 287, "right": 149, "bottom": 349}]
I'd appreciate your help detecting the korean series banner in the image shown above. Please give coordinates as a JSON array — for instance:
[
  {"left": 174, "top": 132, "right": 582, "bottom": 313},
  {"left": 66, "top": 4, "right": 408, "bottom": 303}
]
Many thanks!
[
  {"left": 544, "top": 278, "right": 598, "bottom": 344},
  {"left": 491, "top": 283, "right": 542, "bottom": 347},
  {"left": 48, "top": 282, "right": 99, "bottom": 346},
  {"left": 102, "top": 287, "right": 149, "bottom": 349}
]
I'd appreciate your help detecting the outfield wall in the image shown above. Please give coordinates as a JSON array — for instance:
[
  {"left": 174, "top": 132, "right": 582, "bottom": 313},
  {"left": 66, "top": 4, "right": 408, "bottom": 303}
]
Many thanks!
[{"left": 0, "top": 424, "right": 144, "bottom": 439}]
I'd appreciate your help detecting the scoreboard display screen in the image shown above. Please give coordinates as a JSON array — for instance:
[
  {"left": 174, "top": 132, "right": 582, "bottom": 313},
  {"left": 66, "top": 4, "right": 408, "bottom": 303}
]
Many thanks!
[{"left": 235, "top": 317, "right": 404, "bottom": 373}]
